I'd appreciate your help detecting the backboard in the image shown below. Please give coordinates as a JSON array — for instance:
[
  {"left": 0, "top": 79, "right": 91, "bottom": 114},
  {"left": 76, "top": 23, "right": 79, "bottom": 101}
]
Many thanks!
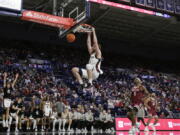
[{"left": 57, "top": 0, "right": 90, "bottom": 38}]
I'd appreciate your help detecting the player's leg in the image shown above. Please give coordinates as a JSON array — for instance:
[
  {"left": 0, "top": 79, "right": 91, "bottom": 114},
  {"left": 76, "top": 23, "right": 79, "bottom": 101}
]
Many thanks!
[
  {"left": 2, "top": 99, "right": 7, "bottom": 127},
  {"left": 29, "top": 117, "right": 32, "bottom": 130},
  {"left": 5, "top": 108, "right": 10, "bottom": 127},
  {"left": 144, "top": 114, "right": 152, "bottom": 132},
  {"left": 68, "top": 119, "right": 72, "bottom": 131},
  {"left": 43, "top": 116, "right": 46, "bottom": 130},
  {"left": 24, "top": 117, "right": 30, "bottom": 131},
  {"left": 86, "top": 69, "right": 100, "bottom": 88},
  {"left": 62, "top": 119, "right": 67, "bottom": 131},
  {"left": 136, "top": 117, "right": 141, "bottom": 131},
  {"left": 4, "top": 99, "right": 11, "bottom": 127},
  {"left": 86, "top": 64, "right": 93, "bottom": 86},
  {"left": 47, "top": 116, "right": 51, "bottom": 130},
  {"left": 8, "top": 114, "right": 13, "bottom": 132},
  {"left": 146, "top": 116, "right": 152, "bottom": 126},
  {"left": 72, "top": 67, "right": 84, "bottom": 86},
  {"left": 127, "top": 108, "right": 137, "bottom": 134},
  {"left": 136, "top": 106, "right": 146, "bottom": 131},
  {"left": 19, "top": 116, "right": 22, "bottom": 130},
  {"left": 33, "top": 118, "right": 37, "bottom": 131},
  {"left": 15, "top": 114, "right": 19, "bottom": 132},
  {"left": 2, "top": 110, "right": 6, "bottom": 127},
  {"left": 52, "top": 118, "right": 57, "bottom": 131},
  {"left": 41, "top": 117, "right": 44, "bottom": 131},
  {"left": 153, "top": 116, "right": 158, "bottom": 125},
  {"left": 138, "top": 117, "right": 146, "bottom": 126},
  {"left": 127, "top": 111, "right": 136, "bottom": 126},
  {"left": 150, "top": 115, "right": 158, "bottom": 132},
  {"left": 58, "top": 117, "right": 62, "bottom": 131}
]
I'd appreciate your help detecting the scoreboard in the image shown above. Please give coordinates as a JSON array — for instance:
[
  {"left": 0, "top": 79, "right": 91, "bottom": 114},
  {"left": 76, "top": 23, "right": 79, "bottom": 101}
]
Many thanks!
[{"left": 0, "top": 0, "right": 22, "bottom": 11}]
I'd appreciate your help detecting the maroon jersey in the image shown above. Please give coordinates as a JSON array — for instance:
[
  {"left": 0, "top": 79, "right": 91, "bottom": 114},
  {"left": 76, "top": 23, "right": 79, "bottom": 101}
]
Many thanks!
[
  {"left": 147, "top": 97, "right": 157, "bottom": 116},
  {"left": 131, "top": 86, "right": 145, "bottom": 106}
]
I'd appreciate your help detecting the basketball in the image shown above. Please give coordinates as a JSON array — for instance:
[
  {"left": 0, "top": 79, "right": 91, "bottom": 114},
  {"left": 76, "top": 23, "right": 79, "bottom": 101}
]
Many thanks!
[{"left": 66, "top": 33, "right": 76, "bottom": 43}]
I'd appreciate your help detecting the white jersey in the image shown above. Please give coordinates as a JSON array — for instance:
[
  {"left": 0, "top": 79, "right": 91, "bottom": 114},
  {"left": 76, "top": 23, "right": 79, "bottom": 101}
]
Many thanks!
[
  {"left": 88, "top": 53, "right": 99, "bottom": 65},
  {"left": 44, "top": 101, "right": 52, "bottom": 116},
  {"left": 85, "top": 112, "right": 94, "bottom": 121},
  {"left": 88, "top": 53, "right": 103, "bottom": 74},
  {"left": 44, "top": 102, "right": 51, "bottom": 110}
]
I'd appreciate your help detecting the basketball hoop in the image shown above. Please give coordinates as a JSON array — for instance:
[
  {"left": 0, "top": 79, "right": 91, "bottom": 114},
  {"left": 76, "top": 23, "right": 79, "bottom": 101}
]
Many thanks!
[{"left": 73, "top": 24, "right": 93, "bottom": 33}]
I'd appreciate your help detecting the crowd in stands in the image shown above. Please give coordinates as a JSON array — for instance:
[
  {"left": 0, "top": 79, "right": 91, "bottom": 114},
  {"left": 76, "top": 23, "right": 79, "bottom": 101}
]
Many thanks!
[{"left": 0, "top": 40, "right": 179, "bottom": 132}]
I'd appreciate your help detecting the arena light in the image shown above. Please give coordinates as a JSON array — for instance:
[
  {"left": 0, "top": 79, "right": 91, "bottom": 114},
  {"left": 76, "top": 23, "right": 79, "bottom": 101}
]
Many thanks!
[
  {"left": 88, "top": 0, "right": 154, "bottom": 15},
  {"left": 88, "top": 0, "right": 171, "bottom": 17},
  {"left": 0, "top": 0, "right": 22, "bottom": 11}
]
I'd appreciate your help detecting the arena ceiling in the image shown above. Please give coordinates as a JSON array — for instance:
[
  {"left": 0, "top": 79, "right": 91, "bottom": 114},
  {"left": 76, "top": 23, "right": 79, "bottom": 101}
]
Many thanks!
[{"left": 0, "top": 0, "right": 180, "bottom": 48}]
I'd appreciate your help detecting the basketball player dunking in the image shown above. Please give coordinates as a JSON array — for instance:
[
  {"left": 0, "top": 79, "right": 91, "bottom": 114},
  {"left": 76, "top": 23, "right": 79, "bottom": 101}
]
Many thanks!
[
  {"left": 127, "top": 78, "right": 149, "bottom": 134},
  {"left": 144, "top": 93, "right": 159, "bottom": 132},
  {"left": 72, "top": 28, "right": 103, "bottom": 88}
]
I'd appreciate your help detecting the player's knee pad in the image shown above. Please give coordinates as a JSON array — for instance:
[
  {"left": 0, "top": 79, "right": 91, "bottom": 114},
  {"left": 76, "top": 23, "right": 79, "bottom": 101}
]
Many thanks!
[{"left": 86, "top": 64, "right": 93, "bottom": 70}]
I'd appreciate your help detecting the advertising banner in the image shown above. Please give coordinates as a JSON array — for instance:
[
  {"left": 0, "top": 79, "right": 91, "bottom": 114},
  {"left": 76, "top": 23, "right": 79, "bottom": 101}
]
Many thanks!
[
  {"left": 21, "top": 10, "right": 74, "bottom": 29},
  {"left": 116, "top": 131, "right": 180, "bottom": 135},
  {"left": 116, "top": 118, "right": 180, "bottom": 131}
]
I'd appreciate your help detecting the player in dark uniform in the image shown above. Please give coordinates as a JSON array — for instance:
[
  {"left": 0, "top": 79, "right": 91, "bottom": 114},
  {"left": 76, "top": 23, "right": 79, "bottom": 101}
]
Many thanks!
[
  {"left": 32, "top": 105, "right": 44, "bottom": 132},
  {"left": 127, "top": 78, "right": 149, "bottom": 134},
  {"left": 18, "top": 105, "right": 31, "bottom": 131},
  {"left": 2, "top": 72, "right": 19, "bottom": 128},
  {"left": 18, "top": 106, "right": 25, "bottom": 131},
  {"left": 144, "top": 93, "right": 159, "bottom": 132},
  {"left": 9, "top": 97, "right": 23, "bottom": 132}
]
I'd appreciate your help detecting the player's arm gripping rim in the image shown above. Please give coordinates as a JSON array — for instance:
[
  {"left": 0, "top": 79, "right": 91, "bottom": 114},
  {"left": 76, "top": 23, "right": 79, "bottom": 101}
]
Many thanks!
[
  {"left": 87, "top": 32, "right": 93, "bottom": 54},
  {"left": 92, "top": 28, "right": 101, "bottom": 59}
]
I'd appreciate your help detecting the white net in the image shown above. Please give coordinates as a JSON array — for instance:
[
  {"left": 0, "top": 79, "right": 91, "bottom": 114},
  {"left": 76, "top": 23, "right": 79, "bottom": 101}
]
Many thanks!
[{"left": 73, "top": 24, "right": 93, "bottom": 33}]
